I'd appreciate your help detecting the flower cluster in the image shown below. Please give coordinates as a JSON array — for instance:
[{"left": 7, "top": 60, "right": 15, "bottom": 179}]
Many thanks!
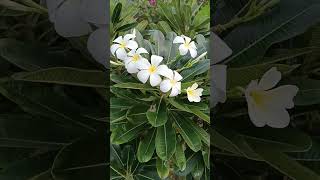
[{"left": 111, "top": 30, "right": 204, "bottom": 102}]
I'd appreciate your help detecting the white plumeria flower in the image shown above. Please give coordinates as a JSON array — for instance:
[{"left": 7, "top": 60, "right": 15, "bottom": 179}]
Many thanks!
[
  {"left": 125, "top": 48, "right": 149, "bottom": 73},
  {"left": 173, "top": 35, "right": 197, "bottom": 58},
  {"left": 110, "top": 33, "right": 138, "bottom": 60},
  {"left": 245, "top": 67, "right": 299, "bottom": 128},
  {"left": 160, "top": 70, "right": 182, "bottom": 97},
  {"left": 186, "top": 83, "right": 203, "bottom": 102},
  {"left": 136, "top": 55, "right": 169, "bottom": 87}
]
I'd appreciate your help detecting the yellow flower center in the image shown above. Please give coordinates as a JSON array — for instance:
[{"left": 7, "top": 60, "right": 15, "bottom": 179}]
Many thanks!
[
  {"left": 148, "top": 65, "right": 157, "bottom": 74},
  {"left": 119, "top": 42, "right": 126, "bottom": 48},
  {"left": 250, "top": 90, "right": 267, "bottom": 106},
  {"left": 187, "top": 89, "right": 195, "bottom": 96},
  {"left": 132, "top": 54, "right": 140, "bottom": 62},
  {"left": 184, "top": 42, "right": 190, "bottom": 48},
  {"left": 170, "top": 79, "right": 177, "bottom": 85}
]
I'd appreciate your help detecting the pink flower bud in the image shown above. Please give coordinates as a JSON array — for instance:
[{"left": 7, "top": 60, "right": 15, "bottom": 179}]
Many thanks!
[{"left": 149, "top": 0, "right": 156, "bottom": 6}]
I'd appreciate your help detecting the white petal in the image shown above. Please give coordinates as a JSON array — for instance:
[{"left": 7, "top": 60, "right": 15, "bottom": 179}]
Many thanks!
[
  {"left": 183, "top": 36, "right": 191, "bottom": 44},
  {"left": 170, "top": 86, "right": 180, "bottom": 97},
  {"left": 46, "top": 0, "right": 64, "bottom": 22},
  {"left": 126, "top": 40, "right": 138, "bottom": 50},
  {"left": 137, "top": 70, "right": 150, "bottom": 84},
  {"left": 127, "top": 49, "right": 136, "bottom": 57},
  {"left": 157, "top": 65, "right": 171, "bottom": 77},
  {"left": 126, "top": 62, "right": 139, "bottom": 73},
  {"left": 190, "top": 41, "right": 197, "bottom": 49},
  {"left": 173, "top": 36, "right": 185, "bottom": 44},
  {"left": 248, "top": 103, "right": 290, "bottom": 128},
  {"left": 195, "top": 88, "right": 203, "bottom": 96},
  {"left": 151, "top": 55, "right": 163, "bottom": 67},
  {"left": 211, "top": 32, "right": 233, "bottom": 64},
  {"left": 179, "top": 45, "right": 189, "bottom": 56},
  {"left": 191, "top": 83, "right": 198, "bottom": 90},
  {"left": 211, "top": 65, "right": 227, "bottom": 105},
  {"left": 160, "top": 80, "right": 172, "bottom": 93},
  {"left": 113, "top": 36, "right": 123, "bottom": 43},
  {"left": 80, "top": 0, "right": 107, "bottom": 25},
  {"left": 258, "top": 67, "right": 281, "bottom": 90},
  {"left": 110, "top": 44, "right": 120, "bottom": 56},
  {"left": 189, "top": 48, "right": 197, "bottom": 58},
  {"left": 87, "top": 27, "right": 108, "bottom": 68},
  {"left": 247, "top": 100, "right": 267, "bottom": 127},
  {"left": 54, "top": 0, "right": 91, "bottom": 37},
  {"left": 266, "top": 108, "right": 291, "bottom": 128},
  {"left": 124, "top": 34, "right": 136, "bottom": 41},
  {"left": 136, "top": 48, "right": 148, "bottom": 54},
  {"left": 188, "top": 95, "right": 201, "bottom": 102},
  {"left": 266, "top": 85, "right": 299, "bottom": 109},
  {"left": 150, "top": 74, "right": 162, "bottom": 87},
  {"left": 116, "top": 48, "right": 127, "bottom": 60},
  {"left": 136, "top": 59, "right": 151, "bottom": 70},
  {"left": 173, "top": 71, "right": 183, "bottom": 81}
]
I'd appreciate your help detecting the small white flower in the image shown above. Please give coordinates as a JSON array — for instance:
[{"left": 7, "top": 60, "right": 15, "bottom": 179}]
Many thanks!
[
  {"left": 136, "top": 55, "right": 169, "bottom": 87},
  {"left": 110, "top": 33, "right": 138, "bottom": 60},
  {"left": 245, "top": 67, "right": 299, "bottom": 128},
  {"left": 160, "top": 70, "right": 182, "bottom": 97},
  {"left": 186, "top": 83, "right": 203, "bottom": 102},
  {"left": 173, "top": 35, "right": 197, "bottom": 58},
  {"left": 124, "top": 48, "right": 149, "bottom": 73}
]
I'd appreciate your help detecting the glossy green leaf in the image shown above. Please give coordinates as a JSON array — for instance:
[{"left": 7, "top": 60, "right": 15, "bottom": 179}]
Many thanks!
[
  {"left": 146, "top": 98, "right": 168, "bottom": 127},
  {"left": 155, "top": 122, "right": 176, "bottom": 160},
  {"left": 171, "top": 113, "right": 202, "bottom": 152},
  {"left": 156, "top": 157, "right": 169, "bottom": 179},
  {"left": 12, "top": 67, "right": 107, "bottom": 88},
  {"left": 175, "top": 141, "right": 187, "bottom": 171},
  {"left": 137, "top": 128, "right": 156, "bottom": 163}
]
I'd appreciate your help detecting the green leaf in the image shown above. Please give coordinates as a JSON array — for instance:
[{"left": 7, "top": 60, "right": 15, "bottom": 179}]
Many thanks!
[
  {"left": 0, "top": 39, "right": 89, "bottom": 71},
  {"left": 167, "top": 98, "right": 209, "bottom": 123},
  {"left": 227, "top": 64, "right": 299, "bottom": 89},
  {"left": 146, "top": 98, "right": 168, "bottom": 127},
  {"left": 155, "top": 122, "right": 176, "bottom": 160},
  {"left": 12, "top": 67, "right": 107, "bottom": 88},
  {"left": 112, "top": 3, "right": 122, "bottom": 24},
  {"left": 188, "top": 106, "right": 210, "bottom": 123},
  {"left": 175, "top": 141, "right": 187, "bottom": 171},
  {"left": 0, "top": 0, "right": 45, "bottom": 14},
  {"left": 111, "top": 122, "right": 147, "bottom": 145},
  {"left": 171, "top": 113, "right": 202, "bottom": 152},
  {"left": 249, "top": 143, "right": 320, "bottom": 180},
  {"left": 289, "top": 78, "right": 320, "bottom": 105},
  {"left": 181, "top": 59, "right": 210, "bottom": 82},
  {"left": 52, "top": 135, "right": 107, "bottom": 180},
  {"left": 156, "top": 157, "right": 169, "bottom": 179},
  {"left": 202, "top": 146, "right": 209, "bottom": 169},
  {"left": 113, "top": 83, "right": 156, "bottom": 91},
  {"left": 137, "top": 128, "right": 156, "bottom": 163},
  {"left": 192, "top": 160, "right": 204, "bottom": 180},
  {"left": 221, "top": 0, "right": 320, "bottom": 66},
  {"left": 126, "top": 105, "right": 149, "bottom": 124}
]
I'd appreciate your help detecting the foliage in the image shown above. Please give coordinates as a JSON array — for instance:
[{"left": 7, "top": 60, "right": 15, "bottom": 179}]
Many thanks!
[
  {"left": 0, "top": 0, "right": 107, "bottom": 179},
  {"left": 212, "top": 0, "right": 320, "bottom": 179}
]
